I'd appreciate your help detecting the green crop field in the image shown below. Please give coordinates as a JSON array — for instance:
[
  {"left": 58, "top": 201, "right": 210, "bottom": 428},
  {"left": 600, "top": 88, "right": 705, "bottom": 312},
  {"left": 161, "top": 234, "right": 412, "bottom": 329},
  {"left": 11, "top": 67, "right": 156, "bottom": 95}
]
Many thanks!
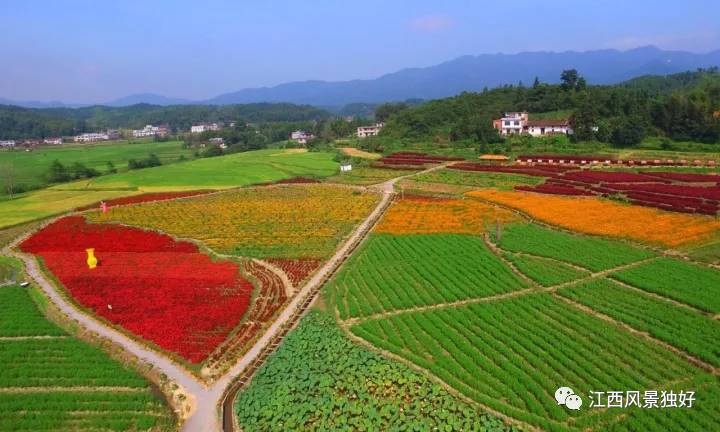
[
  {"left": 0, "top": 140, "right": 193, "bottom": 192},
  {"left": 351, "top": 293, "right": 709, "bottom": 432},
  {"left": 329, "top": 234, "right": 528, "bottom": 319},
  {"left": 610, "top": 258, "right": 720, "bottom": 313},
  {"left": 559, "top": 278, "right": 720, "bottom": 367},
  {"left": 503, "top": 252, "right": 589, "bottom": 286},
  {"left": 0, "top": 285, "right": 173, "bottom": 431},
  {"left": 58, "top": 148, "right": 338, "bottom": 191},
  {"left": 495, "top": 223, "right": 654, "bottom": 272},
  {"left": 0, "top": 149, "right": 339, "bottom": 229},
  {"left": 413, "top": 168, "right": 544, "bottom": 190},
  {"left": 327, "top": 166, "right": 415, "bottom": 185},
  {"left": 235, "top": 311, "right": 516, "bottom": 432}
]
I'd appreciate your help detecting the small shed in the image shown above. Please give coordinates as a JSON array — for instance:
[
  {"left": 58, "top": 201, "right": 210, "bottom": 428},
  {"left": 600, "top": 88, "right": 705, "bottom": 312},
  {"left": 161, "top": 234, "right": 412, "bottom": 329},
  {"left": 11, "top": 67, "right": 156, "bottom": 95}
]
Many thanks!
[{"left": 340, "top": 164, "right": 353, "bottom": 172}]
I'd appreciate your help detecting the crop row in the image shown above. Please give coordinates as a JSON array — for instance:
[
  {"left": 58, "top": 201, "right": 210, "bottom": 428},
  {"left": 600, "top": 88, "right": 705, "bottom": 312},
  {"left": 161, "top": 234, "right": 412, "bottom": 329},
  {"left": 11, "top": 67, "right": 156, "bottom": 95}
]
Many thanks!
[
  {"left": 75, "top": 190, "right": 212, "bottom": 211},
  {"left": 265, "top": 258, "right": 320, "bottom": 288},
  {"left": 502, "top": 253, "right": 589, "bottom": 287},
  {"left": 85, "top": 184, "right": 381, "bottom": 259},
  {"left": 610, "top": 258, "right": 720, "bottom": 314},
  {"left": 559, "top": 278, "right": 720, "bottom": 367},
  {"left": 0, "top": 392, "right": 172, "bottom": 431},
  {"left": 351, "top": 293, "right": 697, "bottom": 431},
  {"left": 0, "top": 286, "right": 65, "bottom": 337},
  {"left": 236, "top": 311, "right": 515, "bottom": 431},
  {"left": 330, "top": 234, "right": 528, "bottom": 319},
  {"left": 494, "top": 223, "right": 653, "bottom": 272},
  {"left": 21, "top": 216, "right": 253, "bottom": 364},
  {"left": 448, "top": 163, "right": 572, "bottom": 177},
  {"left": 518, "top": 154, "right": 718, "bottom": 168}
]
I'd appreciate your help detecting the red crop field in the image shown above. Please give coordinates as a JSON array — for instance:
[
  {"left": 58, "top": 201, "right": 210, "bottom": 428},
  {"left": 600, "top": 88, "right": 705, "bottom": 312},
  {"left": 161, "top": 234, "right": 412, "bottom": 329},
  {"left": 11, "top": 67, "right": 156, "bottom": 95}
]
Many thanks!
[
  {"left": 266, "top": 258, "right": 321, "bottom": 287},
  {"left": 20, "top": 216, "right": 253, "bottom": 364},
  {"left": 75, "top": 190, "right": 213, "bottom": 211}
]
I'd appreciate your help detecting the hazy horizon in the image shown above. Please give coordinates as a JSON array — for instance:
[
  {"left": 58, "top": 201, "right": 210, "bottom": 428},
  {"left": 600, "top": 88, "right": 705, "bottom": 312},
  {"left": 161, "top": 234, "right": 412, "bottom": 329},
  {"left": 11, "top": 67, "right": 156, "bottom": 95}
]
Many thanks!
[{"left": 2, "top": 0, "right": 720, "bottom": 103}]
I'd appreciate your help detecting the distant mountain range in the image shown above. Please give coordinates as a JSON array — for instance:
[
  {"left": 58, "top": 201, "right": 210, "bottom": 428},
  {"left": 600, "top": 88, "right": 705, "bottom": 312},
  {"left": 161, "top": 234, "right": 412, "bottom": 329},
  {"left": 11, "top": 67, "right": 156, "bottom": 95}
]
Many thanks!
[{"left": 2, "top": 46, "right": 719, "bottom": 108}]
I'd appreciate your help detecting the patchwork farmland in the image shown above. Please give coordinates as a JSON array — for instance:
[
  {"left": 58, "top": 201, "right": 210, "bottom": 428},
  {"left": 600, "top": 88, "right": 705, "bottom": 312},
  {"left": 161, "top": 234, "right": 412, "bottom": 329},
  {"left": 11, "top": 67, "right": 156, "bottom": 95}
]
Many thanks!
[{"left": 1, "top": 146, "right": 719, "bottom": 432}]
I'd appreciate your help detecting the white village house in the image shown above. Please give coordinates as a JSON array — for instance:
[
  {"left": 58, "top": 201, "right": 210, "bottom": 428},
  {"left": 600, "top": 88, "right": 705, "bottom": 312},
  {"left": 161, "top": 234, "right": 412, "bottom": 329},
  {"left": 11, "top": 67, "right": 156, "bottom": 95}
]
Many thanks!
[
  {"left": 0, "top": 140, "right": 16, "bottom": 148},
  {"left": 191, "top": 123, "right": 220, "bottom": 134},
  {"left": 290, "top": 130, "right": 314, "bottom": 144},
  {"left": 43, "top": 137, "right": 63, "bottom": 145},
  {"left": 133, "top": 124, "right": 169, "bottom": 138},
  {"left": 492, "top": 111, "right": 573, "bottom": 136},
  {"left": 73, "top": 133, "right": 110, "bottom": 143},
  {"left": 356, "top": 123, "right": 384, "bottom": 138}
]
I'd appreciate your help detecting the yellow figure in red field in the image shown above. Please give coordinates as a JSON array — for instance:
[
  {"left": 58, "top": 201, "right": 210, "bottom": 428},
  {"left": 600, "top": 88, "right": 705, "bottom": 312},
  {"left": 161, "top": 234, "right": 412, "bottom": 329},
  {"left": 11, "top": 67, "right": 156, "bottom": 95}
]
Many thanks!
[{"left": 86, "top": 248, "right": 98, "bottom": 269}]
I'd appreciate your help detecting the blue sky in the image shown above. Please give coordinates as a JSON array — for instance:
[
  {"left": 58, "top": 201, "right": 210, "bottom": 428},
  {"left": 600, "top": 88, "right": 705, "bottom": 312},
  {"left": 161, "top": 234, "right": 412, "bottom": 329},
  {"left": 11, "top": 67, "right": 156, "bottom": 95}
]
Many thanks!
[{"left": 1, "top": 0, "right": 719, "bottom": 103}]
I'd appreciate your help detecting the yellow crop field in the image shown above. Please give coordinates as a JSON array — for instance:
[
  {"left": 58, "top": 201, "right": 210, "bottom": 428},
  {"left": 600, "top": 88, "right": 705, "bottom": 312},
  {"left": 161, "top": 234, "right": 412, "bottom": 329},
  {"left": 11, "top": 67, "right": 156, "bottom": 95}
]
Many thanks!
[
  {"left": 468, "top": 189, "right": 720, "bottom": 248},
  {"left": 86, "top": 184, "right": 380, "bottom": 258},
  {"left": 375, "top": 195, "right": 519, "bottom": 235}
]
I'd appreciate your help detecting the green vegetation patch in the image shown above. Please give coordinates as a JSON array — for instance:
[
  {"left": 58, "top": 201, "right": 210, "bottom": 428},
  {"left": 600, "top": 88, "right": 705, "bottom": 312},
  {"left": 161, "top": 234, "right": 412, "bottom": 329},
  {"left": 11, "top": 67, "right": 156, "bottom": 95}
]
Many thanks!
[
  {"left": 330, "top": 234, "right": 528, "bottom": 319},
  {"left": 413, "top": 168, "right": 544, "bottom": 190},
  {"left": 503, "top": 253, "right": 589, "bottom": 286},
  {"left": 327, "top": 166, "right": 413, "bottom": 185},
  {"left": 559, "top": 278, "right": 720, "bottom": 367},
  {"left": 235, "top": 311, "right": 515, "bottom": 432},
  {"left": 495, "top": 223, "right": 654, "bottom": 272},
  {"left": 351, "top": 293, "right": 701, "bottom": 432},
  {"left": 0, "top": 286, "right": 65, "bottom": 337},
  {"left": 610, "top": 258, "right": 720, "bottom": 314}
]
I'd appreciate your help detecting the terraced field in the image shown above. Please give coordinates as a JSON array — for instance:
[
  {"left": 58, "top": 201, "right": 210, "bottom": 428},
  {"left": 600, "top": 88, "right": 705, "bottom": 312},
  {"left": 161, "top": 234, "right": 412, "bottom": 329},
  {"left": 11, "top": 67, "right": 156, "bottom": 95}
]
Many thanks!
[
  {"left": 0, "top": 285, "right": 173, "bottom": 431},
  {"left": 330, "top": 233, "right": 528, "bottom": 319}
]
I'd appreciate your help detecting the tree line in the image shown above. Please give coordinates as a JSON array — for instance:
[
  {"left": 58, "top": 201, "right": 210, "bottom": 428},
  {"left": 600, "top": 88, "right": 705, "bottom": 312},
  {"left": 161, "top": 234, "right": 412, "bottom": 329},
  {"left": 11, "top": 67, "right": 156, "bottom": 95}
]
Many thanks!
[{"left": 379, "top": 68, "right": 720, "bottom": 146}]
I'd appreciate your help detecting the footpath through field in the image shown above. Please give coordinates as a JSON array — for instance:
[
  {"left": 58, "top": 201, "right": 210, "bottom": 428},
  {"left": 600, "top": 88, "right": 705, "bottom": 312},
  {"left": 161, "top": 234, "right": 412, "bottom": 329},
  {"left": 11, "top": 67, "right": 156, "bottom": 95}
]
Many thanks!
[{"left": 7, "top": 164, "right": 442, "bottom": 432}]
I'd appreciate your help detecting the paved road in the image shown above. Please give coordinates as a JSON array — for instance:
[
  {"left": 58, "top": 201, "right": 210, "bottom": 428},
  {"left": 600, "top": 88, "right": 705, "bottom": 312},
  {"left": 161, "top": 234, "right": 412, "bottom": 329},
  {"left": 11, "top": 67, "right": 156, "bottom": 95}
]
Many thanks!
[{"left": 9, "top": 166, "right": 439, "bottom": 432}]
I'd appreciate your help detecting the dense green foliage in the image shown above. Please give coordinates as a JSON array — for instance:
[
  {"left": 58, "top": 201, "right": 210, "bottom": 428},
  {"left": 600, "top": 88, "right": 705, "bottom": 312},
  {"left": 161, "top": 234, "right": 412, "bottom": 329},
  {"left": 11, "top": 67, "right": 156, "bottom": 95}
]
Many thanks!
[
  {"left": 352, "top": 293, "right": 699, "bottom": 431},
  {"left": 412, "top": 169, "right": 544, "bottom": 190},
  {"left": 330, "top": 234, "right": 528, "bottom": 319},
  {"left": 494, "top": 224, "right": 654, "bottom": 272},
  {"left": 503, "top": 253, "right": 589, "bottom": 286},
  {"left": 0, "top": 285, "right": 173, "bottom": 430},
  {"left": 380, "top": 69, "right": 720, "bottom": 145},
  {"left": 559, "top": 278, "right": 720, "bottom": 367},
  {"left": 236, "top": 311, "right": 514, "bottom": 432},
  {"left": 0, "top": 103, "right": 331, "bottom": 139},
  {"left": 610, "top": 258, "right": 720, "bottom": 313}
]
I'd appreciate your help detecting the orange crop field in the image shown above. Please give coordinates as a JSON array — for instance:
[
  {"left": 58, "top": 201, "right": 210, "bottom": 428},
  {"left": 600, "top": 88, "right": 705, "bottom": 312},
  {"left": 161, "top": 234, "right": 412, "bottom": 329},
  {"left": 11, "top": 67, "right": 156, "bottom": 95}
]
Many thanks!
[
  {"left": 468, "top": 189, "right": 720, "bottom": 248},
  {"left": 375, "top": 195, "right": 519, "bottom": 235}
]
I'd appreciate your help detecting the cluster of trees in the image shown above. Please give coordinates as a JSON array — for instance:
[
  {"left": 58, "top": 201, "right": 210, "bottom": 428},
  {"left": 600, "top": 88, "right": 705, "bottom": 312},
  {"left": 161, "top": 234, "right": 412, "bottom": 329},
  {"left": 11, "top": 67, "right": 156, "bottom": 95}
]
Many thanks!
[
  {"left": 0, "top": 103, "right": 331, "bottom": 140},
  {"left": 128, "top": 154, "right": 162, "bottom": 169},
  {"left": 47, "top": 160, "right": 101, "bottom": 183},
  {"left": 380, "top": 69, "right": 720, "bottom": 146}
]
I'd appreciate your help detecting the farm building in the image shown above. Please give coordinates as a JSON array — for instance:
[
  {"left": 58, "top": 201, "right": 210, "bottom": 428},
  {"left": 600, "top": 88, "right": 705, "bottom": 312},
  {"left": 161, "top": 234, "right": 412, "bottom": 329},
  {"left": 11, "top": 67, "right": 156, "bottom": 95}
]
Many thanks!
[
  {"left": 0, "top": 140, "right": 16, "bottom": 148},
  {"left": 191, "top": 123, "right": 220, "bottom": 133},
  {"left": 290, "top": 130, "right": 314, "bottom": 144},
  {"left": 356, "top": 123, "right": 384, "bottom": 138},
  {"left": 43, "top": 137, "right": 63, "bottom": 145},
  {"left": 492, "top": 112, "right": 573, "bottom": 136}
]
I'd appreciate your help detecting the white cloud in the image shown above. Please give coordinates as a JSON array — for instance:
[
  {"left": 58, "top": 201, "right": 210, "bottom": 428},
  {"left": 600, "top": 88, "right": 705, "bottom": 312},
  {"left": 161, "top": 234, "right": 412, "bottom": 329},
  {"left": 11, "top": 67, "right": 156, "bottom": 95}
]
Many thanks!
[{"left": 407, "top": 14, "right": 455, "bottom": 33}]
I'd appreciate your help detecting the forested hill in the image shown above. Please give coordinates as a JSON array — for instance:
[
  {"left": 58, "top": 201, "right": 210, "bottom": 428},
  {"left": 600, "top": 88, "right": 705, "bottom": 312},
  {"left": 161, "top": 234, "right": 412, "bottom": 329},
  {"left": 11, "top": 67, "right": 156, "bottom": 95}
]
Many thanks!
[
  {"left": 0, "top": 103, "right": 331, "bottom": 140},
  {"left": 379, "top": 69, "right": 720, "bottom": 145}
]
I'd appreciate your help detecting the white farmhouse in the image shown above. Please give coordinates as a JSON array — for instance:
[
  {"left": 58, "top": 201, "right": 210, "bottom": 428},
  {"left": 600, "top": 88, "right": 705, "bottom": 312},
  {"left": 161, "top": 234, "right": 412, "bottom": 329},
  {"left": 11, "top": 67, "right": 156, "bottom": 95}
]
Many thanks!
[
  {"left": 0, "top": 140, "right": 16, "bottom": 148},
  {"left": 526, "top": 119, "right": 573, "bottom": 136},
  {"left": 74, "top": 133, "right": 109, "bottom": 143},
  {"left": 133, "top": 124, "right": 169, "bottom": 138},
  {"left": 191, "top": 123, "right": 220, "bottom": 134},
  {"left": 492, "top": 112, "right": 528, "bottom": 136},
  {"left": 43, "top": 137, "right": 63, "bottom": 145},
  {"left": 290, "top": 130, "right": 314, "bottom": 144},
  {"left": 356, "top": 123, "right": 384, "bottom": 138}
]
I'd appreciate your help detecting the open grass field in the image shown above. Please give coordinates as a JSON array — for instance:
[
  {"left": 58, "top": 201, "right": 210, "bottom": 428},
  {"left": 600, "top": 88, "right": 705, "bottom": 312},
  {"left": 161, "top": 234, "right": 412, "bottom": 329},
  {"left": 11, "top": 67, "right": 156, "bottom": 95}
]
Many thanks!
[
  {"left": 0, "top": 140, "right": 193, "bottom": 192},
  {"left": 412, "top": 168, "right": 544, "bottom": 190},
  {"left": 57, "top": 148, "right": 338, "bottom": 191},
  {"left": 87, "top": 184, "right": 379, "bottom": 259},
  {"left": 326, "top": 166, "right": 417, "bottom": 185},
  {"left": 0, "top": 285, "right": 174, "bottom": 431},
  {"left": 0, "top": 149, "right": 340, "bottom": 229},
  {"left": 330, "top": 234, "right": 528, "bottom": 319}
]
